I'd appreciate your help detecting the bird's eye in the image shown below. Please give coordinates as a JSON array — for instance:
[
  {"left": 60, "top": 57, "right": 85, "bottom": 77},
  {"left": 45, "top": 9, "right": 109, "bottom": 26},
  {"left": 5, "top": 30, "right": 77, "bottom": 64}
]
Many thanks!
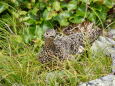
[{"left": 46, "top": 33, "right": 48, "bottom": 35}]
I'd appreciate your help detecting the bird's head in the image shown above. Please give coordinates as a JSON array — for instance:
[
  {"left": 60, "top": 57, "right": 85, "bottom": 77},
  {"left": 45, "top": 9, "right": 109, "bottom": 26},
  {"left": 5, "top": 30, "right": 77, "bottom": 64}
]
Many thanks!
[{"left": 44, "top": 29, "right": 56, "bottom": 39}]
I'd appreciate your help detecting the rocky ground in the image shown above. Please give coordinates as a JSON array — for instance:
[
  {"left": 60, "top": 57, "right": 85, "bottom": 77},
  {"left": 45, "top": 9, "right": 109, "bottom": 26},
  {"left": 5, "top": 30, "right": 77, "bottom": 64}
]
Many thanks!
[
  {"left": 79, "top": 29, "right": 115, "bottom": 86},
  {"left": 79, "top": 74, "right": 115, "bottom": 86}
]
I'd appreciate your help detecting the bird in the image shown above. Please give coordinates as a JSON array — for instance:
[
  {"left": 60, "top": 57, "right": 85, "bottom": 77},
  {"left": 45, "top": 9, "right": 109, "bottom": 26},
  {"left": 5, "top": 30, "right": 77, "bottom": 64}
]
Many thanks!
[{"left": 37, "top": 21, "right": 102, "bottom": 63}]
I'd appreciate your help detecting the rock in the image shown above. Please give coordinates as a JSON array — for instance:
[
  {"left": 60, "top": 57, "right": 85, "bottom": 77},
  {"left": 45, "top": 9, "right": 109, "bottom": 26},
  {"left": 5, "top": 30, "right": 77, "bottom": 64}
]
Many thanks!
[
  {"left": 12, "top": 83, "right": 24, "bottom": 86},
  {"left": 108, "top": 29, "right": 115, "bottom": 39},
  {"left": 46, "top": 70, "right": 66, "bottom": 86},
  {"left": 80, "top": 29, "right": 115, "bottom": 86},
  {"left": 79, "top": 74, "right": 115, "bottom": 86},
  {"left": 91, "top": 36, "right": 115, "bottom": 73}
]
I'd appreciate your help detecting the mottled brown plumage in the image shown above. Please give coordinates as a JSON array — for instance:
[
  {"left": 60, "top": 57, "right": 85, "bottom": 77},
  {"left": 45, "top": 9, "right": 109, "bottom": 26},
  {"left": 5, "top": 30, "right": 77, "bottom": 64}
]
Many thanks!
[{"left": 38, "top": 22, "right": 102, "bottom": 63}]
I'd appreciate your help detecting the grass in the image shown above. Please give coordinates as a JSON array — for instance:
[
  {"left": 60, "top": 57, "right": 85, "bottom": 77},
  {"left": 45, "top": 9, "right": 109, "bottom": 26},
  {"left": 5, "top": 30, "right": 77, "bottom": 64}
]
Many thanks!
[
  {"left": 0, "top": 9, "right": 112, "bottom": 86},
  {"left": 0, "top": 45, "right": 112, "bottom": 86}
]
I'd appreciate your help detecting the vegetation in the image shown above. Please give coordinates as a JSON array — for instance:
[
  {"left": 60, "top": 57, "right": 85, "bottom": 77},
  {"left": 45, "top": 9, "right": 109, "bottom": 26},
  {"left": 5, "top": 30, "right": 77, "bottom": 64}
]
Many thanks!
[{"left": 0, "top": 0, "right": 114, "bottom": 86}]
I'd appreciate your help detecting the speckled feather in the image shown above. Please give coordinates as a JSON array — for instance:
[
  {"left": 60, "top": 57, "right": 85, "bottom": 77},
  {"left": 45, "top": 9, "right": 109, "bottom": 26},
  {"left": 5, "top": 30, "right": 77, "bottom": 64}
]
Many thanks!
[{"left": 38, "top": 22, "right": 102, "bottom": 63}]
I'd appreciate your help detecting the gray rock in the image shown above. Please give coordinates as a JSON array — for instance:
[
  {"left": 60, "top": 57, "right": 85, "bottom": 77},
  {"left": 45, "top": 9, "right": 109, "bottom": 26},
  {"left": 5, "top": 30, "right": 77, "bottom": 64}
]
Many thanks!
[
  {"left": 79, "top": 74, "right": 115, "bottom": 86},
  {"left": 108, "top": 29, "right": 115, "bottom": 39},
  {"left": 79, "top": 29, "right": 115, "bottom": 86},
  {"left": 91, "top": 36, "right": 115, "bottom": 73},
  {"left": 12, "top": 83, "right": 24, "bottom": 86}
]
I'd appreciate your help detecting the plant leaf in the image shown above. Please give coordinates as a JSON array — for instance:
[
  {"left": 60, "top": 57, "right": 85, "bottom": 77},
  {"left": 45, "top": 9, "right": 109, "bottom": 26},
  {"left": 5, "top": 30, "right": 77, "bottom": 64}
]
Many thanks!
[
  {"left": 67, "top": 1, "right": 77, "bottom": 11},
  {"left": 69, "top": 16, "right": 84, "bottom": 24},
  {"left": 59, "top": 18, "right": 69, "bottom": 26},
  {"left": 103, "top": 0, "right": 113, "bottom": 8},
  {"left": 0, "top": 3, "right": 8, "bottom": 14},
  {"left": 53, "top": 1, "right": 61, "bottom": 11},
  {"left": 87, "top": 12, "right": 96, "bottom": 22}
]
